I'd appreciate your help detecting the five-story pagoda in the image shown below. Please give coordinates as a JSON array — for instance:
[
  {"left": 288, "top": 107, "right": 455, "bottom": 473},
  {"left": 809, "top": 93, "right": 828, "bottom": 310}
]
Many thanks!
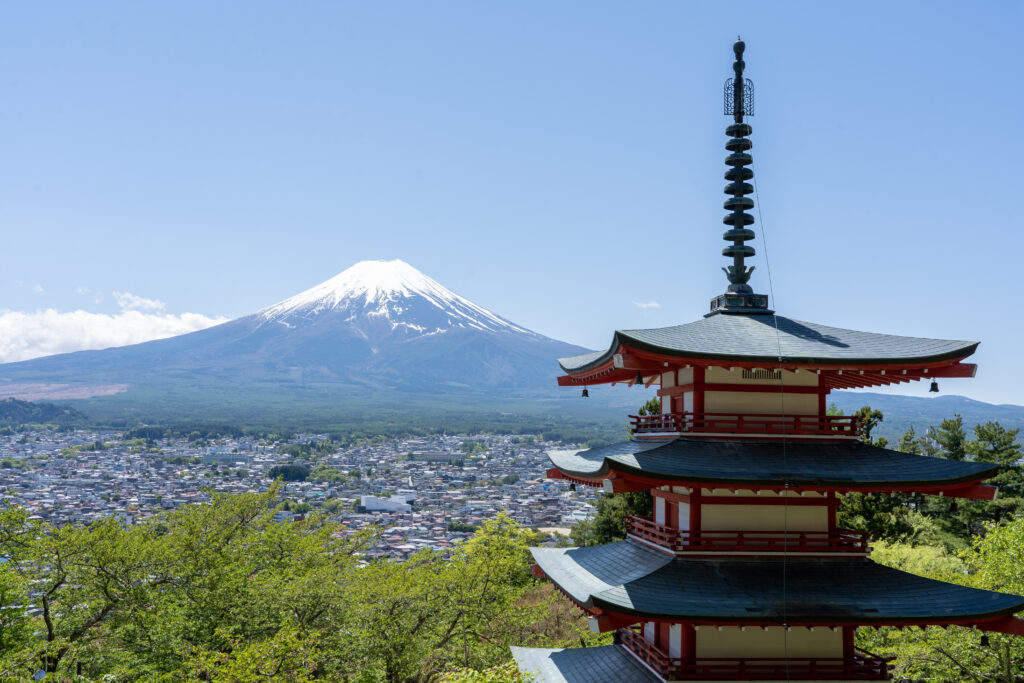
[{"left": 512, "top": 40, "right": 1024, "bottom": 683}]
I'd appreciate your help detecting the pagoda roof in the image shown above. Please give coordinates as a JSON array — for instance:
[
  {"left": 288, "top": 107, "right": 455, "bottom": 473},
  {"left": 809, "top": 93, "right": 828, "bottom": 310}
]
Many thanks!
[
  {"left": 511, "top": 645, "right": 659, "bottom": 683},
  {"left": 548, "top": 438, "right": 998, "bottom": 494},
  {"left": 559, "top": 313, "right": 977, "bottom": 373},
  {"left": 533, "top": 541, "right": 1024, "bottom": 625}
]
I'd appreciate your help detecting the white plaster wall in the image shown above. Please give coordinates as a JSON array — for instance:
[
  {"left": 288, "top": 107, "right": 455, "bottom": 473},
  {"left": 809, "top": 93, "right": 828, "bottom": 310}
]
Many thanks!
[
  {"left": 654, "top": 497, "right": 666, "bottom": 525},
  {"left": 669, "top": 624, "right": 682, "bottom": 658},
  {"left": 678, "top": 502, "right": 691, "bottom": 531}
]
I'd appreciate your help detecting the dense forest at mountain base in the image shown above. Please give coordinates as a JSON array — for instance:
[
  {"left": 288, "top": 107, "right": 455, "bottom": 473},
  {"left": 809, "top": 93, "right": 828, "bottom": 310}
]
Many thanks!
[{"left": 0, "top": 398, "right": 86, "bottom": 429}]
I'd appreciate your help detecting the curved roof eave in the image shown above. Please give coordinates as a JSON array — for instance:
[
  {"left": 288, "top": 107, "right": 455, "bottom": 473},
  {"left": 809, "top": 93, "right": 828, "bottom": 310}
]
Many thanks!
[
  {"left": 534, "top": 542, "right": 1024, "bottom": 625},
  {"left": 547, "top": 439, "right": 999, "bottom": 490},
  {"left": 558, "top": 315, "right": 979, "bottom": 374}
]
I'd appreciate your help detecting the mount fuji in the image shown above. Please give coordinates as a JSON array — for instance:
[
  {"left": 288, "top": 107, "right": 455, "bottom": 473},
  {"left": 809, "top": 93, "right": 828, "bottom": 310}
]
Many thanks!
[{"left": 0, "top": 260, "right": 593, "bottom": 421}]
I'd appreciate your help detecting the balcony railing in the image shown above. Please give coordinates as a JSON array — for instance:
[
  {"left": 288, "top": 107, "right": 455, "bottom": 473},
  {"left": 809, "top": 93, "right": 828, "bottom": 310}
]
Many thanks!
[
  {"left": 626, "top": 516, "right": 870, "bottom": 555},
  {"left": 620, "top": 626, "right": 889, "bottom": 680},
  {"left": 629, "top": 412, "right": 860, "bottom": 438}
]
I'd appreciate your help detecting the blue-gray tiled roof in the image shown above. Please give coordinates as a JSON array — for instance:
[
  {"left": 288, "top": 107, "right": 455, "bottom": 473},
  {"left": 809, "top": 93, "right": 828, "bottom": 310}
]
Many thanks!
[
  {"left": 559, "top": 314, "right": 978, "bottom": 372},
  {"left": 548, "top": 438, "right": 998, "bottom": 488},
  {"left": 511, "top": 645, "right": 659, "bottom": 683},
  {"left": 533, "top": 541, "right": 1024, "bottom": 623}
]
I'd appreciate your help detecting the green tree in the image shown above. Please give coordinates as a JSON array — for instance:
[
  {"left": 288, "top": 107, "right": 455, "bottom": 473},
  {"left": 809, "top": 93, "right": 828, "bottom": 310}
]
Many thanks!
[
  {"left": 930, "top": 415, "right": 968, "bottom": 461},
  {"left": 863, "top": 517, "right": 1024, "bottom": 681},
  {"left": 342, "top": 514, "right": 544, "bottom": 682},
  {"left": 266, "top": 463, "right": 311, "bottom": 481},
  {"left": 855, "top": 406, "right": 886, "bottom": 447},
  {"left": 571, "top": 490, "right": 653, "bottom": 546}
]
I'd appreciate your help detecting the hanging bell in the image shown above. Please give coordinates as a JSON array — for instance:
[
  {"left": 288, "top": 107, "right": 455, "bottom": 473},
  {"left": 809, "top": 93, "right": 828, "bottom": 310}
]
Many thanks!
[
  {"left": 581, "top": 388, "right": 589, "bottom": 398},
  {"left": 635, "top": 372, "right": 645, "bottom": 386},
  {"left": 929, "top": 380, "right": 939, "bottom": 393},
  {"left": 981, "top": 634, "right": 990, "bottom": 647}
]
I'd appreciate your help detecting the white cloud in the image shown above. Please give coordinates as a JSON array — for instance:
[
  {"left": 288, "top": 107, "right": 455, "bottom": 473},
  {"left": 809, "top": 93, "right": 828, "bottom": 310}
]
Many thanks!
[
  {"left": 32, "top": 284, "right": 44, "bottom": 293},
  {"left": 633, "top": 301, "right": 661, "bottom": 309},
  {"left": 113, "top": 291, "right": 166, "bottom": 312},
  {"left": 77, "top": 287, "right": 104, "bottom": 304},
  {"left": 0, "top": 309, "right": 230, "bottom": 364}
]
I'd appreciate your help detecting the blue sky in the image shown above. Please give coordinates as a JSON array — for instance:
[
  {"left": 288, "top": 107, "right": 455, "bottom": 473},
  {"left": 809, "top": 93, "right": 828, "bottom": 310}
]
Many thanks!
[{"left": 2, "top": 2, "right": 1022, "bottom": 404}]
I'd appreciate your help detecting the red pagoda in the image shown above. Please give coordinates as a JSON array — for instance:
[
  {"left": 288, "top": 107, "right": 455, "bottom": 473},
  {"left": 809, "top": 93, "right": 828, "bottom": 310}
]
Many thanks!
[{"left": 512, "top": 40, "right": 1024, "bottom": 682}]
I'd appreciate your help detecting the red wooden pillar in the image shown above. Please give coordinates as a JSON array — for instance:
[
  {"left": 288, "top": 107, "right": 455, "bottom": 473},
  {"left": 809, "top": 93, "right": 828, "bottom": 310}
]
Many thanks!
[
  {"left": 657, "top": 622, "right": 671, "bottom": 650},
  {"left": 689, "top": 488, "right": 702, "bottom": 533},
  {"left": 827, "top": 491, "right": 837, "bottom": 532},
  {"left": 681, "top": 624, "right": 697, "bottom": 664},
  {"left": 842, "top": 626, "right": 855, "bottom": 664},
  {"left": 693, "top": 366, "right": 706, "bottom": 417}
]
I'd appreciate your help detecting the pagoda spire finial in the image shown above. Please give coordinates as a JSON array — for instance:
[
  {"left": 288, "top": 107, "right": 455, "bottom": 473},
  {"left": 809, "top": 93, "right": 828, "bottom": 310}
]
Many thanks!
[{"left": 709, "top": 38, "right": 772, "bottom": 316}]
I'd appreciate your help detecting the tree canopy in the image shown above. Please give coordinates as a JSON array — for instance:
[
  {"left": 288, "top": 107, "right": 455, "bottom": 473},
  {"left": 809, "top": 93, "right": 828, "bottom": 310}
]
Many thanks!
[{"left": 0, "top": 488, "right": 590, "bottom": 682}]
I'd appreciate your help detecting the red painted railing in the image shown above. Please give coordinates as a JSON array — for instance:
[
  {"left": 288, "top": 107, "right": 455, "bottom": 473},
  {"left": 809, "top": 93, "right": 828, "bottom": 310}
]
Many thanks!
[
  {"left": 620, "top": 626, "right": 889, "bottom": 680},
  {"left": 626, "top": 516, "right": 870, "bottom": 554},
  {"left": 629, "top": 412, "right": 860, "bottom": 438}
]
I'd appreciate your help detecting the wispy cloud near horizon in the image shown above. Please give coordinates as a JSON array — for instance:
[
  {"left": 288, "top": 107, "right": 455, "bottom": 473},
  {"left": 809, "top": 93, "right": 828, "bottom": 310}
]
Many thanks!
[
  {"left": 632, "top": 301, "right": 661, "bottom": 309},
  {"left": 113, "top": 291, "right": 166, "bottom": 312},
  {"left": 0, "top": 296, "right": 229, "bottom": 363}
]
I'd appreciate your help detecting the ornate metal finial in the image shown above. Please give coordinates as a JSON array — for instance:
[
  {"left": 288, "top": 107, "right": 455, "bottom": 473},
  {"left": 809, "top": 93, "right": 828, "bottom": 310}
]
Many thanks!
[{"left": 709, "top": 38, "right": 772, "bottom": 316}]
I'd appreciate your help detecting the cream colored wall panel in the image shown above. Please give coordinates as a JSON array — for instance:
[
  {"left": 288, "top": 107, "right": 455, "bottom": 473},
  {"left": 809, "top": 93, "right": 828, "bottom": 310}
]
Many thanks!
[
  {"left": 696, "top": 626, "right": 842, "bottom": 658},
  {"left": 701, "top": 504, "right": 827, "bottom": 532},
  {"left": 705, "top": 391, "right": 818, "bottom": 416}
]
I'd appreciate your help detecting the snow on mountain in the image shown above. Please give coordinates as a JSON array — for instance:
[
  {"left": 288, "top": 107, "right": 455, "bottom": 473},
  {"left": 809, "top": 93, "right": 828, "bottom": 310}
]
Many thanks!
[
  {"left": 0, "top": 258, "right": 591, "bottom": 408},
  {"left": 258, "top": 259, "right": 533, "bottom": 338}
]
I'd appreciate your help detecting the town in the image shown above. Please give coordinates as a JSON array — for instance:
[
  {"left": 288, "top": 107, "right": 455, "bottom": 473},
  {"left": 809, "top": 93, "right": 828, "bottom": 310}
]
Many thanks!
[{"left": 0, "top": 428, "right": 598, "bottom": 558}]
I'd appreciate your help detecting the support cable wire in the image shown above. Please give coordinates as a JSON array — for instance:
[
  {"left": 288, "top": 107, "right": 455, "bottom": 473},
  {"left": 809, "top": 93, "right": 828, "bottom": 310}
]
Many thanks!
[{"left": 752, "top": 171, "right": 791, "bottom": 682}]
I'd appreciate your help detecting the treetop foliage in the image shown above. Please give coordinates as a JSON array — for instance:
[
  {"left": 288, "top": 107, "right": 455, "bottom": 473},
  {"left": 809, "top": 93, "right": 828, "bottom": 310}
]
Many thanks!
[{"left": 0, "top": 488, "right": 588, "bottom": 682}]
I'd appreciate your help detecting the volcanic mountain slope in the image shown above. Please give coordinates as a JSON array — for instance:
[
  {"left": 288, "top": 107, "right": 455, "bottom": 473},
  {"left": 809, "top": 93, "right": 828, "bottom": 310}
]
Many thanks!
[{"left": 0, "top": 260, "right": 589, "bottom": 399}]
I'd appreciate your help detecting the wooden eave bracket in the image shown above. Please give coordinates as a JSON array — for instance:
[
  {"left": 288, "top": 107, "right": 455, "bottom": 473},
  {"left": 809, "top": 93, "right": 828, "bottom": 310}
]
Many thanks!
[
  {"left": 588, "top": 610, "right": 639, "bottom": 633},
  {"left": 545, "top": 468, "right": 603, "bottom": 488},
  {"left": 980, "top": 616, "right": 1024, "bottom": 635},
  {"left": 559, "top": 469, "right": 999, "bottom": 500}
]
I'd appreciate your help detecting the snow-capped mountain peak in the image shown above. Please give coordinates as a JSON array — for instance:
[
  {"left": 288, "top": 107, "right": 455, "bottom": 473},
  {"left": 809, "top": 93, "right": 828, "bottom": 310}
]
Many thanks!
[{"left": 258, "top": 259, "right": 532, "bottom": 337}]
